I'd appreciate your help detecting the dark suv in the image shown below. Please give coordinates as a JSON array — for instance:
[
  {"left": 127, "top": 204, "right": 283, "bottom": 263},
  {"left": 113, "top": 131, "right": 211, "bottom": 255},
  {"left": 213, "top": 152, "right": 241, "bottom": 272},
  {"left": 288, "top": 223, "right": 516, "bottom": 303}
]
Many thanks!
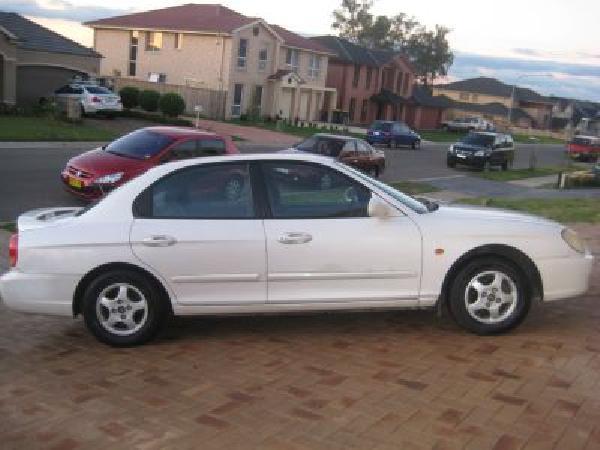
[{"left": 447, "top": 132, "right": 515, "bottom": 170}]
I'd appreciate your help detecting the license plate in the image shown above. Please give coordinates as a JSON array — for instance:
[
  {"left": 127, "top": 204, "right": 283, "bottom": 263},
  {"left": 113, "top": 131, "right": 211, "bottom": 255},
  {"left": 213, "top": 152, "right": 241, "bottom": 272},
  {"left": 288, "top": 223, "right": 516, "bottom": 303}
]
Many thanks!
[
  {"left": 457, "top": 154, "right": 466, "bottom": 159},
  {"left": 68, "top": 177, "right": 82, "bottom": 189}
]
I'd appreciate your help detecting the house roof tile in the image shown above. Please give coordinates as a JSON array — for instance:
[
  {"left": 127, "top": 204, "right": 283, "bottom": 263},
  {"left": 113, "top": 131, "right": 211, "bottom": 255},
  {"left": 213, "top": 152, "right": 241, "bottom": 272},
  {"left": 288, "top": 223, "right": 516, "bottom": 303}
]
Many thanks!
[
  {"left": 0, "top": 12, "right": 99, "bottom": 57},
  {"left": 435, "top": 76, "right": 549, "bottom": 103},
  {"left": 86, "top": 4, "right": 330, "bottom": 53}
]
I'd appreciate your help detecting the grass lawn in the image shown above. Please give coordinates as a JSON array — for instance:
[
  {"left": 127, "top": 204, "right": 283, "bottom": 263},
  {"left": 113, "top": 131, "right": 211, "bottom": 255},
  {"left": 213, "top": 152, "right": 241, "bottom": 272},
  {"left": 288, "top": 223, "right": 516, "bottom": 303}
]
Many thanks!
[
  {"left": 388, "top": 180, "right": 440, "bottom": 195},
  {"left": 227, "top": 119, "right": 364, "bottom": 140},
  {"left": 0, "top": 116, "right": 118, "bottom": 141},
  {"left": 0, "top": 222, "right": 16, "bottom": 233},
  {"left": 419, "top": 130, "right": 564, "bottom": 145},
  {"left": 475, "top": 166, "right": 580, "bottom": 182},
  {"left": 458, "top": 198, "right": 600, "bottom": 223}
]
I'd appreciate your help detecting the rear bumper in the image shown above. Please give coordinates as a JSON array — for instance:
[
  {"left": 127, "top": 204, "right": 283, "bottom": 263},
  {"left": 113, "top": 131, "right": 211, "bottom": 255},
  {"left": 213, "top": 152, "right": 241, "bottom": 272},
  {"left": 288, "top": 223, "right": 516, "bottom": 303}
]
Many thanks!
[
  {"left": 83, "top": 103, "right": 123, "bottom": 114},
  {"left": 538, "top": 253, "right": 594, "bottom": 301},
  {"left": 0, "top": 270, "right": 78, "bottom": 316}
]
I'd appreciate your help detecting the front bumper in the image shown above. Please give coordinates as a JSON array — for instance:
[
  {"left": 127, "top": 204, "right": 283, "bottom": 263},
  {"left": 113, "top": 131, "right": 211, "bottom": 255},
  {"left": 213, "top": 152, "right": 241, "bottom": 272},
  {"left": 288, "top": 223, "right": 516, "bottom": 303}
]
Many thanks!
[
  {"left": 447, "top": 153, "right": 486, "bottom": 167},
  {"left": 538, "top": 253, "right": 594, "bottom": 301},
  {"left": 83, "top": 103, "right": 123, "bottom": 114},
  {"left": 0, "top": 270, "right": 78, "bottom": 316}
]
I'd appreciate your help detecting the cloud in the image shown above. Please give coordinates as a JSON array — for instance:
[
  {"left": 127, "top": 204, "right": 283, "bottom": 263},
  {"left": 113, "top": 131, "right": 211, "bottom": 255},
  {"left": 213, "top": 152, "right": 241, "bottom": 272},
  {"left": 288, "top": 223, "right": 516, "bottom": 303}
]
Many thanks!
[
  {"left": 2, "top": 0, "right": 130, "bottom": 22},
  {"left": 448, "top": 52, "right": 600, "bottom": 102}
]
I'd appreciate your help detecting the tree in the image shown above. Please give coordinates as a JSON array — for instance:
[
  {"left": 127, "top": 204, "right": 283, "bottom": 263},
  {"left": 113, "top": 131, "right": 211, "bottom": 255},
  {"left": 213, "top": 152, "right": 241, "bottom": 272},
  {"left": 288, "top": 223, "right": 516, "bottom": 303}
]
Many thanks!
[
  {"left": 332, "top": 0, "right": 373, "bottom": 42},
  {"left": 407, "top": 25, "right": 454, "bottom": 87},
  {"left": 331, "top": 1, "right": 454, "bottom": 86}
]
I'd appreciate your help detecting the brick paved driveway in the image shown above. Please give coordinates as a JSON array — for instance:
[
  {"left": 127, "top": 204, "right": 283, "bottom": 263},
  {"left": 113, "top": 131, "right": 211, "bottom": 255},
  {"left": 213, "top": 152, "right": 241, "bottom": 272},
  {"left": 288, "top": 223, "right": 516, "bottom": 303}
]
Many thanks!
[{"left": 0, "top": 226, "right": 599, "bottom": 450}]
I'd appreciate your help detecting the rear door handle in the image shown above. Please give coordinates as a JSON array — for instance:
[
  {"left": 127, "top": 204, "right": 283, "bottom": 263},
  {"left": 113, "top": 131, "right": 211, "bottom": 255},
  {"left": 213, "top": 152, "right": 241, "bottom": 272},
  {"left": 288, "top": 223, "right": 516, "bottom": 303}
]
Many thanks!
[
  {"left": 278, "top": 232, "right": 312, "bottom": 245},
  {"left": 142, "top": 235, "right": 177, "bottom": 247}
]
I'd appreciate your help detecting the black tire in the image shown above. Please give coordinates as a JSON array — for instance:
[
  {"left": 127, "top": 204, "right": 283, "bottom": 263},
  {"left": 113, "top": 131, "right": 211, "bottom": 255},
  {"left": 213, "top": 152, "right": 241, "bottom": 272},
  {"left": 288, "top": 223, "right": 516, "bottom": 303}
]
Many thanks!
[
  {"left": 447, "top": 257, "right": 531, "bottom": 335},
  {"left": 372, "top": 165, "right": 380, "bottom": 178},
  {"left": 387, "top": 139, "right": 393, "bottom": 149},
  {"left": 82, "top": 270, "right": 169, "bottom": 346},
  {"left": 447, "top": 160, "right": 456, "bottom": 168},
  {"left": 482, "top": 160, "right": 491, "bottom": 171},
  {"left": 501, "top": 160, "right": 509, "bottom": 171},
  {"left": 412, "top": 140, "right": 420, "bottom": 150}
]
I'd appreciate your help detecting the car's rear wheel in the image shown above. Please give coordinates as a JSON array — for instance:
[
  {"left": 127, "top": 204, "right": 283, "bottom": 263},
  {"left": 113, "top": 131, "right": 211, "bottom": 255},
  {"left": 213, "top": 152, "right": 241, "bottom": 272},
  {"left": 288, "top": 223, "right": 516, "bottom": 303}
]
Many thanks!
[
  {"left": 448, "top": 257, "right": 531, "bottom": 334},
  {"left": 82, "top": 270, "right": 169, "bottom": 346},
  {"left": 371, "top": 165, "right": 380, "bottom": 178}
]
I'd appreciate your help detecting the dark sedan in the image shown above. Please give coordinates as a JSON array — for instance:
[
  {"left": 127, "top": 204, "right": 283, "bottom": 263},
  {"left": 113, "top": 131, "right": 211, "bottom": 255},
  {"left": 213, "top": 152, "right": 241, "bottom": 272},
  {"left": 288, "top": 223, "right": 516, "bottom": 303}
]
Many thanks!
[
  {"left": 366, "top": 120, "right": 421, "bottom": 149},
  {"left": 447, "top": 132, "right": 515, "bottom": 171}
]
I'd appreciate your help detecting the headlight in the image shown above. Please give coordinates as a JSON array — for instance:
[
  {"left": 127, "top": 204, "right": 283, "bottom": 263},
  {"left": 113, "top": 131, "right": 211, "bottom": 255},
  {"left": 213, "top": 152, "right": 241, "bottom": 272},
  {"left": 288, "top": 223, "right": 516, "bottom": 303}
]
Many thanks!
[
  {"left": 95, "top": 172, "right": 124, "bottom": 185},
  {"left": 474, "top": 150, "right": 485, "bottom": 157},
  {"left": 562, "top": 228, "right": 586, "bottom": 254}
]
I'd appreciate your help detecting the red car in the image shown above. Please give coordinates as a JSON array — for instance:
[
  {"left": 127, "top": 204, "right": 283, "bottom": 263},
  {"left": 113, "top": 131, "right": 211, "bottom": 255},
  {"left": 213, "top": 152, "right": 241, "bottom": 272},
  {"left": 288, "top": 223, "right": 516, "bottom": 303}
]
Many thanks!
[
  {"left": 567, "top": 135, "right": 600, "bottom": 162},
  {"left": 61, "top": 126, "right": 239, "bottom": 200}
]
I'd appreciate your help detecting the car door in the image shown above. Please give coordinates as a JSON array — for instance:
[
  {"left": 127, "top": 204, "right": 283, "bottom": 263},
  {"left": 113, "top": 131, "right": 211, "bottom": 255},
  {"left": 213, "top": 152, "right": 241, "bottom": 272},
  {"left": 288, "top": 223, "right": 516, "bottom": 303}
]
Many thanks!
[
  {"left": 259, "top": 160, "right": 422, "bottom": 304},
  {"left": 355, "top": 140, "right": 376, "bottom": 172},
  {"left": 129, "top": 162, "right": 267, "bottom": 305},
  {"left": 337, "top": 141, "right": 359, "bottom": 168}
]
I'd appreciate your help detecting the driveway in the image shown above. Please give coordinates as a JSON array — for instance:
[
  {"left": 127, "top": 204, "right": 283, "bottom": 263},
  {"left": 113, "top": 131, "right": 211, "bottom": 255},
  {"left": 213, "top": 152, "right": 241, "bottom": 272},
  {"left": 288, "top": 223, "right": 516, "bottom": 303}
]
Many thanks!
[{"left": 0, "top": 226, "right": 599, "bottom": 449}]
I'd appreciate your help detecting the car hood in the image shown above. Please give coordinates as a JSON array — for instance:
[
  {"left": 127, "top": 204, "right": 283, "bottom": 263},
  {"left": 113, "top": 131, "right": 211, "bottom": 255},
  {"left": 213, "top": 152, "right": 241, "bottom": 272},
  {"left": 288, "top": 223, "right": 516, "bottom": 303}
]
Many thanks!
[
  {"left": 67, "top": 147, "right": 153, "bottom": 176},
  {"left": 433, "top": 204, "right": 561, "bottom": 229}
]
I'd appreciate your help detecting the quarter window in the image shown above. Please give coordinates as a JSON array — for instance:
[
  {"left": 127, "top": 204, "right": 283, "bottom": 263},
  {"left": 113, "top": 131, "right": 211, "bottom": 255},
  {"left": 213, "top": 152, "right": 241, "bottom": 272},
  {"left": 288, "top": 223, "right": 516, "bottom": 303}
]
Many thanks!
[
  {"left": 141, "top": 163, "right": 254, "bottom": 219},
  {"left": 261, "top": 162, "right": 371, "bottom": 219}
]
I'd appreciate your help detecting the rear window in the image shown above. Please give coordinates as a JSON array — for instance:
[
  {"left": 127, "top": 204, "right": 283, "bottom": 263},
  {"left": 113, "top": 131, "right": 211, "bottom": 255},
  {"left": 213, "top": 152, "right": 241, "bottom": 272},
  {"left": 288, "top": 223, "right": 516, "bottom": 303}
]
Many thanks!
[
  {"left": 105, "top": 129, "right": 174, "bottom": 160},
  {"left": 296, "top": 136, "right": 347, "bottom": 157},
  {"left": 571, "top": 137, "right": 592, "bottom": 146},
  {"left": 85, "top": 86, "right": 113, "bottom": 94},
  {"left": 370, "top": 121, "right": 392, "bottom": 132}
]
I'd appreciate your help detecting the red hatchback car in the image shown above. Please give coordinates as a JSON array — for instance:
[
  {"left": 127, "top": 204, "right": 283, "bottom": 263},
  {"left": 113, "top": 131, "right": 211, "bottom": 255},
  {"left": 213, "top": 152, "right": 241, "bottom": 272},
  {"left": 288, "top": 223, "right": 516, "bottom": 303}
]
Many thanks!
[{"left": 61, "top": 126, "right": 239, "bottom": 200}]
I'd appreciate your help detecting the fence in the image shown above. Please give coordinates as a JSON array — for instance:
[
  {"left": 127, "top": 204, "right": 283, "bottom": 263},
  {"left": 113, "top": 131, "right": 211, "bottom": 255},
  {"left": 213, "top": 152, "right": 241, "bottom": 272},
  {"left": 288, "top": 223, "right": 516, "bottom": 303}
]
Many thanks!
[{"left": 113, "top": 78, "right": 227, "bottom": 119}]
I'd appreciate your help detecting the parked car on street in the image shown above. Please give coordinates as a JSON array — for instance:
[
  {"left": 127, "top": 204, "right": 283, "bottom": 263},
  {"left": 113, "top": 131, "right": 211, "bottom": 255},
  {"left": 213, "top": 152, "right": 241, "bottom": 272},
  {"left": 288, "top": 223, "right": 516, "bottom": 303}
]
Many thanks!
[
  {"left": 447, "top": 132, "right": 515, "bottom": 170},
  {"left": 441, "top": 117, "right": 494, "bottom": 132},
  {"left": 1, "top": 154, "right": 592, "bottom": 346},
  {"left": 567, "top": 135, "right": 600, "bottom": 162},
  {"left": 61, "top": 126, "right": 239, "bottom": 200},
  {"left": 287, "top": 134, "right": 386, "bottom": 177},
  {"left": 366, "top": 121, "right": 421, "bottom": 149},
  {"left": 54, "top": 83, "right": 123, "bottom": 116}
]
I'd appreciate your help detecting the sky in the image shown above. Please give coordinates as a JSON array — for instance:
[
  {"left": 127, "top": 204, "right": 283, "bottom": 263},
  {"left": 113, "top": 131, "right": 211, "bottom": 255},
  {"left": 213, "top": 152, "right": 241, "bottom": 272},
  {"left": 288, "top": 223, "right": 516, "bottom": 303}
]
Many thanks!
[{"left": 4, "top": 0, "right": 600, "bottom": 101}]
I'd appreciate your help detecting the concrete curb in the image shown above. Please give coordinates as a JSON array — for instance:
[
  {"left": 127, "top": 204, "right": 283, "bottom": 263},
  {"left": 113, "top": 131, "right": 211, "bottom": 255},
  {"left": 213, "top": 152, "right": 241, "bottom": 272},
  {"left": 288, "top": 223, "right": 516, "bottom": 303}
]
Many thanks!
[{"left": 0, "top": 141, "right": 107, "bottom": 149}]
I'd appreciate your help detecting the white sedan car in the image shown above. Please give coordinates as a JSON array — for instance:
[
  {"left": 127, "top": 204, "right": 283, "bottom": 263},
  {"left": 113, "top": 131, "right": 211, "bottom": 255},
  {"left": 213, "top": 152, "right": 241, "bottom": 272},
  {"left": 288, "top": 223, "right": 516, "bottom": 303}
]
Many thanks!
[
  {"left": 54, "top": 83, "right": 123, "bottom": 115},
  {"left": 0, "top": 154, "right": 593, "bottom": 346}
]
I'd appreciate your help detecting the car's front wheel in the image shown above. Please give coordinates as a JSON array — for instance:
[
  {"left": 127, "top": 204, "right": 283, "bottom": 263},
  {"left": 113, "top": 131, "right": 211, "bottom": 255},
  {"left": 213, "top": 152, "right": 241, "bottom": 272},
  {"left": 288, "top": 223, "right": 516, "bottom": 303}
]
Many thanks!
[
  {"left": 82, "top": 270, "right": 169, "bottom": 346},
  {"left": 412, "top": 140, "right": 420, "bottom": 150},
  {"left": 448, "top": 257, "right": 531, "bottom": 334}
]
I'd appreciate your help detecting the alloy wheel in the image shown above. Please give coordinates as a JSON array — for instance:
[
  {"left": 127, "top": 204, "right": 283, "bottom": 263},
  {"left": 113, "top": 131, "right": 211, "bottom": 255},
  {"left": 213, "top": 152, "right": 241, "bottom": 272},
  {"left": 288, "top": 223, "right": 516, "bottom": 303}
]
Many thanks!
[
  {"left": 96, "top": 283, "right": 148, "bottom": 336},
  {"left": 464, "top": 270, "right": 518, "bottom": 324}
]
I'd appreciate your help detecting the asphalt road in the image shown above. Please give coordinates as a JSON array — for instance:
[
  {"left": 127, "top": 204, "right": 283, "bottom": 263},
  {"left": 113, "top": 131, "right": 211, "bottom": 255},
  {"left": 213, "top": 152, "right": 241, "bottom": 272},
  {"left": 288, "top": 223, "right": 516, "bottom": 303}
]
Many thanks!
[{"left": 0, "top": 141, "right": 571, "bottom": 222}]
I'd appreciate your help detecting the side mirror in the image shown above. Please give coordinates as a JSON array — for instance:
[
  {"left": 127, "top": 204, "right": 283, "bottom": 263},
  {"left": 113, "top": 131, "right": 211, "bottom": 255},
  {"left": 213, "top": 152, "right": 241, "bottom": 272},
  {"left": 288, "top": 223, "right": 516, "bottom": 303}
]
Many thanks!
[{"left": 368, "top": 195, "right": 395, "bottom": 219}]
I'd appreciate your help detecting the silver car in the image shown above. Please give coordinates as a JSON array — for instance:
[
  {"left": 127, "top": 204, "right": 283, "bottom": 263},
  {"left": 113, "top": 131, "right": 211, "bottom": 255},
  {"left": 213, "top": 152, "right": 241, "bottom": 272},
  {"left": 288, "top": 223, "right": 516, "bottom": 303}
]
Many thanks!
[{"left": 54, "top": 83, "right": 123, "bottom": 115}]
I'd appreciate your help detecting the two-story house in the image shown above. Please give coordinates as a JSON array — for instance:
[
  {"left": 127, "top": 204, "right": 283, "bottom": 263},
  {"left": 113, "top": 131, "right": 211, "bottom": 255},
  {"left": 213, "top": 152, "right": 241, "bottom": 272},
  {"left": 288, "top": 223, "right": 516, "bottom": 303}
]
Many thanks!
[
  {"left": 433, "top": 77, "right": 554, "bottom": 129},
  {"left": 86, "top": 4, "right": 336, "bottom": 121},
  {"left": 310, "top": 36, "right": 415, "bottom": 126}
]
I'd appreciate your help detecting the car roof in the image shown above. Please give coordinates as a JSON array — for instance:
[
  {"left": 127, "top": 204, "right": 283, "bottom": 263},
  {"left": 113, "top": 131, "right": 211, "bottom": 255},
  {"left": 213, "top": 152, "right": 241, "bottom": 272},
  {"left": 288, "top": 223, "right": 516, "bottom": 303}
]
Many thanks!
[
  {"left": 470, "top": 131, "right": 506, "bottom": 137},
  {"left": 161, "top": 152, "right": 339, "bottom": 170},
  {"left": 142, "top": 126, "right": 222, "bottom": 139}
]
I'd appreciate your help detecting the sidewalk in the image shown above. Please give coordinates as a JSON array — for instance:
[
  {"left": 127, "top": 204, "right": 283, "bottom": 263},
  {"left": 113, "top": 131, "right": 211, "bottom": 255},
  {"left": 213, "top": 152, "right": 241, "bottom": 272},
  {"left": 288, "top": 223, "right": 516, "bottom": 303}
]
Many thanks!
[{"left": 196, "top": 119, "right": 300, "bottom": 146}]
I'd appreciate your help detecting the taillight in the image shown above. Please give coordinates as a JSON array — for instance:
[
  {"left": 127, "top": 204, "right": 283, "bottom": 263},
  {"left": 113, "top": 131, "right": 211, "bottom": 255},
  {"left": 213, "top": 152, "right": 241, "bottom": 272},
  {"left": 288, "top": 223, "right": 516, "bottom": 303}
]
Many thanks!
[
  {"left": 91, "top": 96, "right": 101, "bottom": 103},
  {"left": 9, "top": 234, "right": 18, "bottom": 267}
]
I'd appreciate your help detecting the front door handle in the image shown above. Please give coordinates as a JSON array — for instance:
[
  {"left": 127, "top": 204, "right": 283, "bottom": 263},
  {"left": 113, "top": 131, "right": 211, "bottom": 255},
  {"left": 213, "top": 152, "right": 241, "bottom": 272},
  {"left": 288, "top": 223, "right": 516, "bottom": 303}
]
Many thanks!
[
  {"left": 278, "top": 232, "right": 313, "bottom": 245},
  {"left": 142, "top": 235, "right": 177, "bottom": 247}
]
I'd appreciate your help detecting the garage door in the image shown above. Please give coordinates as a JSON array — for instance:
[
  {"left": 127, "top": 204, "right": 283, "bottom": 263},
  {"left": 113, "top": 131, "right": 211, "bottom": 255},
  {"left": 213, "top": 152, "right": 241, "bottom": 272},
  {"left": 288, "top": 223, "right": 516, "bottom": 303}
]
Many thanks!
[
  {"left": 298, "top": 91, "right": 310, "bottom": 121},
  {"left": 278, "top": 88, "right": 293, "bottom": 120},
  {"left": 17, "top": 65, "right": 84, "bottom": 105}
]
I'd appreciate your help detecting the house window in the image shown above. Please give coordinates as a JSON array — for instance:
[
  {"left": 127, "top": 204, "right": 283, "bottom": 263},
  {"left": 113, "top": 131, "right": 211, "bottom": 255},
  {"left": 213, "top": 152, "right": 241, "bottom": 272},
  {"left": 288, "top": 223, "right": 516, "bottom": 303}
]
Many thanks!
[
  {"left": 253, "top": 85, "right": 263, "bottom": 115},
  {"left": 128, "top": 31, "right": 138, "bottom": 76},
  {"left": 145, "top": 31, "right": 162, "bottom": 51},
  {"left": 349, "top": 97, "right": 356, "bottom": 122},
  {"left": 232, "top": 84, "right": 243, "bottom": 116},
  {"left": 286, "top": 49, "right": 299, "bottom": 73},
  {"left": 352, "top": 64, "right": 360, "bottom": 87},
  {"left": 258, "top": 47, "right": 268, "bottom": 72},
  {"left": 148, "top": 72, "right": 167, "bottom": 83},
  {"left": 360, "top": 99, "right": 368, "bottom": 123},
  {"left": 237, "top": 39, "right": 248, "bottom": 68},
  {"left": 459, "top": 92, "right": 470, "bottom": 101},
  {"left": 396, "top": 72, "right": 403, "bottom": 94},
  {"left": 175, "top": 33, "right": 183, "bottom": 50},
  {"left": 366, "top": 67, "right": 372, "bottom": 89},
  {"left": 308, "top": 55, "right": 321, "bottom": 80}
]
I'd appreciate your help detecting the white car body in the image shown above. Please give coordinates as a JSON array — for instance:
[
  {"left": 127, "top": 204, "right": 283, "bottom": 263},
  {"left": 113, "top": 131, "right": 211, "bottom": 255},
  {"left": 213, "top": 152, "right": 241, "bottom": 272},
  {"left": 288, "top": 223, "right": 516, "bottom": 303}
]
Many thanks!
[
  {"left": 54, "top": 83, "right": 123, "bottom": 114},
  {"left": 442, "top": 117, "right": 494, "bottom": 132},
  {"left": 0, "top": 154, "right": 593, "bottom": 335}
]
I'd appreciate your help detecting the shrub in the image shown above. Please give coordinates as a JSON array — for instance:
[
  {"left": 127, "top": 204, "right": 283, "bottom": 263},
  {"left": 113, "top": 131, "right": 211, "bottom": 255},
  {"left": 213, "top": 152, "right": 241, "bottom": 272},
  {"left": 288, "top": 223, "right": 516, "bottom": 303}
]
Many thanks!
[
  {"left": 158, "top": 92, "right": 185, "bottom": 117},
  {"left": 119, "top": 86, "right": 140, "bottom": 110},
  {"left": 139, "top": 89, "right": 161, "bottom": 112}
]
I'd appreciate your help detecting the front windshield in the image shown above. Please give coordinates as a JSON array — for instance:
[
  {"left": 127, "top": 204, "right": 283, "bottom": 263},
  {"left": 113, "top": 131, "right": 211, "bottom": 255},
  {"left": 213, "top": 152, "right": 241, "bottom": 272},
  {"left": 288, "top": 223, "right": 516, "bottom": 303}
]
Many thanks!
[
  {"left": 371, "top": 121, "right": 392, "bottom": 132},
  {"left": 339, "top": 163, "right": 429, "bottom": 214},
  {"left": 105, "top": 129, "right": 174, "bottom": 160},
  {"left": 572, "top": 137, "right": 592, "bottom": 146},
  {"left": 461, "top": 133, "right": 494, "bottom": 147},
  {"left": 296, "top": 137, "right": 346, "bottom": 157}
]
